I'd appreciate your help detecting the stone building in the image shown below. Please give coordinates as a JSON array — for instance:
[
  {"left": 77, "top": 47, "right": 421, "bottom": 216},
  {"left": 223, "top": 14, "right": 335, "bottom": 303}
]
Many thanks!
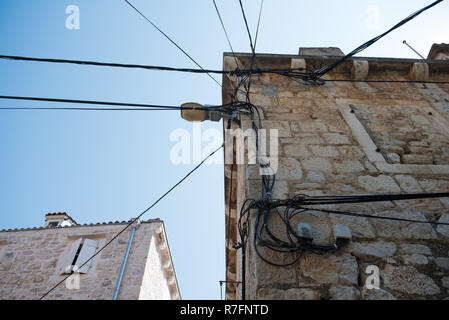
[
  {"left": 0, "top": 212, "right": 180, "bottom": 300},
  {"left": 223, "top": 45, "right": 449, "bottom": 300}
]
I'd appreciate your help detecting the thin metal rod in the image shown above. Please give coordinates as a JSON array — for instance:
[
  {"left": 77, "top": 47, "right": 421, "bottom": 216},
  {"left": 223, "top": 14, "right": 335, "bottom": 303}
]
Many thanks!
[
  {"left": 403, "top": 40, "right": 426, "bottom": 60},
  {"left": 113, "top": 224, "right": 138, "bottom": 300}
]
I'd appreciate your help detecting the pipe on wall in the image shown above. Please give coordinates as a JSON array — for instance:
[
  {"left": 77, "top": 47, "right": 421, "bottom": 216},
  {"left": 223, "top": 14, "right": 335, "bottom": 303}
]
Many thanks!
[{"left": 113, "top": 220, "right": 140, "bottom": 300}]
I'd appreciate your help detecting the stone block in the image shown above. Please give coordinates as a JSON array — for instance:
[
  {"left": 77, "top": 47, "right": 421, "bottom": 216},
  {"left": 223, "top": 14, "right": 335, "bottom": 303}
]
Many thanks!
[
  {"left": 382, "top": 265, "right": 440, "bottom": 296},
  {"left": 351, "top": 60, "right": 369, "bottom": 81},
  {"left": 301, "top": 158, "right": 333, "bottom": 172},
  {"left": 300, "top": 254, "right": 359, "bottom": 286},
  {"left": 346, "top": 241, "right": 397, "bottom": 259},
  {"left": 400, "top": 244, "right": 432, "bottom": 256},
  {"left": 394, "top": 175, "right": 424, "bottom": 193},
  {"left": 361, "top": 287, "right": 397, "bottom": 300},
  {"left": 329, "top": 286, "right": 360, "bottom": 300},
  {"left": 435, "top": 258, "right": 449, "bottom": 271},
  {"left": 402, "top": 254, "right": 428, "bottom": 265},
  {"left": 358, "top": 175, "right": 401, "bottom": 193},
  {"left": 309, "top": 145, "right": 339, "bottom": 157},
  {"left": 371, "top": 210, "right": 437, "bottom": 240},
  {"left": 285, "top": 288, "right": 320, "bottom": 300}
]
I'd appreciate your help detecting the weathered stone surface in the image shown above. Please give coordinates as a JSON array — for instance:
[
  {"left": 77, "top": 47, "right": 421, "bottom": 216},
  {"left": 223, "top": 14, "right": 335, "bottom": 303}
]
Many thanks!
[
  {"left": 285, "top": 288, "right": 320, "bottom": 300},
  {"left": 338, "top": 146, "right": 364, "bottom": 158},
  {"left": 419, "top": 179, "right": 449, "bottom": 193},
  {"left": 441, "top": 277, "right": 449, "bottom": 288},
  {"left": 329, "top": 286, "right": 360, "bottom": 300},
  {"left": 358, "top": 175, "right": 401, "bottom": 193},
  {"left": 284, "top": 144, "right": 309, "bottom": 158},
  {"left": 257, "top": 288, "right": 285, "bottom": 300},
  {"left": 361, "top": 287, "right": 397, "bottom": 300},
  {"left": 262, "top": 120, "right": 292, "bottom": 137},
  {"left": 294, "top": 120, "right": 328, "bottom": 132},
  {"left": 270, "top": 180, "right": 289, "bottom": 199},
  {"left": 330, "top": 215, "right": 376, "bottom": 239},
  {"left": 402, "top": 254, "right": 429, "bottom": 265},
  {"left": 364, "top": 161, "right": 378, "bottom": 173},
  {"left": 322, "top": 133, "right": 351, "bottom": 145},
  {"left": 402, "top": 154, "right": 433, "bottom": 164},
  {"left": 400, "top": 244, "right": 432, "bottom": 256},
  {"left": 394, "top": 175, "right": 424, "bottom": 193},
  {"left": 256, "top": 260, "right": 296, "bottom": 286},
  {"left": 305, "top": 171, "right": 325, "bottom": 183},
  {"left": 382, "top": 265, "right": 440, "bottom": 295},
  {"left": 309, "top": 145, "right": 339, "bottom": 157},
  {"left": 300, "top": 254, "right": 358, "bottom": 285},
  {"left": 371, "top": 210, "right": 437, "bottom": 239},
  {"left": 276, "top": 158, "right": 303, "bottom": 180},
  {"left": 301, "top": 158, "right": 332, "bottom": 172},
  {"left": 435, "top": 258, "right": 449, "bottom": 271},
  {"left": 386, "top": 153, "right": 401, "bottom": 163},
  {"left": 334, "top": 160, "right": 365, "bottom": 173},
  {"left": 346, "top": 241, "right": 397, "bottom": 259},
  {"left": 436, "top": 214, "right": 449, "bottom": 238}
]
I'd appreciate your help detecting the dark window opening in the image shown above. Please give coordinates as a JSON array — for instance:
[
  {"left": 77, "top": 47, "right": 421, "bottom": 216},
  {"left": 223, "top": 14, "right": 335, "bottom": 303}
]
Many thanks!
[{"left": 70, "top": 242, "right": 84, "bottom": 274}]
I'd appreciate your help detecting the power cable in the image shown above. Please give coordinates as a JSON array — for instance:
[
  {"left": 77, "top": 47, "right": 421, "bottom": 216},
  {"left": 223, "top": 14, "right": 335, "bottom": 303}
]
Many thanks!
[
  {"left": 238, "top": 0, "right": 255, "bottom": 54},
  {"left": 0, "top": 54, "right": 306, "bottom": 77},
  {"left": 312, "top": 0, "right": 444, "bottom": 79},
  {"left": 212, "top": 0, "right": 241, "bottom": 70},
  {"left": 0, "top": 95, "right": 228, "bottom": 111},
  {"left": 39, "top": 143, "right": 224, "bottom": 300},
  {"left": 253, "top": 0, "right": 264, "bottom": 50},
  {"left": 0, "top": 107, "right": 181, "bottom": 111},
  {"left": 123, "top": 0, "right": 222, "bottom": 88},
  {"left": 301, "top": 207, "right": 449, "bottom": 226}
]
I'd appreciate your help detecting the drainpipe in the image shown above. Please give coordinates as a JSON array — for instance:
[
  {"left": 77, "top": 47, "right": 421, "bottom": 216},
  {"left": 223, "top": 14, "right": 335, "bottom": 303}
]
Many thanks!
[{"left": 113, "top": 219, "right": 140, "bottom": 300}]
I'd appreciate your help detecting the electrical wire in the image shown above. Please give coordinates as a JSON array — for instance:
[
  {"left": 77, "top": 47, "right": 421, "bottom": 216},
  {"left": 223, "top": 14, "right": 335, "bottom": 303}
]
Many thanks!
[
  {"left": 253, "top": 0, "right": 264, "bottom": 51},
  {"left": 0, "top": 95, "right": 230, "bottom": 111},
  {"left": 242, "top": 191, "right": 449, "bottom": 267},
  {"left": 238, "top": 0, "right": 255, "bottom": 55},
  {"left": 0, "top": 107, "right": 183, "bottom": 111},
  {"left": 300, "top": 207, "right": 449, "bottom": 226},
  {"left": 311, "top": 0, "right": 444, "bottom": 79},
  {"left": 321, "top": 79, "right": 449, "bottom": 84},
  {"left": 38, "top": 143, "right": 224, "bottom": 300},
  {"left": 0, "top": 54, "right": 306, "bottom": 77},
  {"left": 123, "top": 0, "right": 222, "bottom": 88},
  {"left": 212, "top": 0, "right": 241, "bottom": 70}
]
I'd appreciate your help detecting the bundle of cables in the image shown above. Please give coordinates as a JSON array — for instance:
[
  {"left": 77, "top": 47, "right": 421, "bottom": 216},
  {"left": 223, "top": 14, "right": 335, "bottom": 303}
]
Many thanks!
[{"left": 238, "top": 192, "right": 449, "bottom": 267}]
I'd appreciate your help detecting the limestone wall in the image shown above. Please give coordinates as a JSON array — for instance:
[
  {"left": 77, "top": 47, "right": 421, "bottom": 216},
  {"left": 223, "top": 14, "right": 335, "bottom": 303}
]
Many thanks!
[
  {"left": 0, "top": 221, "right": 179, "bottom": 300},
  {"left": 224, "top": 54, "right": 449, "bottom": 300}
]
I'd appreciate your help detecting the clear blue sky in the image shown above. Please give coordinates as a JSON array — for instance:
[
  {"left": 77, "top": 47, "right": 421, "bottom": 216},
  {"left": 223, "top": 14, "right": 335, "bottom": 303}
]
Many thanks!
[{"left": 0, "top": 0, "right": 447, "bottom": 299}]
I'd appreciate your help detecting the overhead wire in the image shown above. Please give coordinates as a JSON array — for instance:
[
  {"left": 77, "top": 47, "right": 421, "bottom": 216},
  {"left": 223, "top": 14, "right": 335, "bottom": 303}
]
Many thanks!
[
  {"left": 310, "top": 0, "right": 444, "bottom": 80},
  {"left": 123, "top": 0, "right": 222, "bottom": 88},
  {"left": 0, "top": 95, "right": 233, "bottom": 111}
]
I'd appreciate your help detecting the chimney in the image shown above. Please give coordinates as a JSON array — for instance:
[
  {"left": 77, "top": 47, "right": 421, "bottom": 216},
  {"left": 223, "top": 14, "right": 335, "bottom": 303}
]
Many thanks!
[
  {"left": 45, "top": 212, "right": 78, "bottom": 228},
  {"left": 427, "top": 43, "right": 449, "bottom": 60}
]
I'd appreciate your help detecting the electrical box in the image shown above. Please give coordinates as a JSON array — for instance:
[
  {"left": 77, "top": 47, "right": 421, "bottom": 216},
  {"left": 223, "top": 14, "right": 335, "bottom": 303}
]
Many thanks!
[
  {"left": 297, "top": 222, "right": 313, "bottom": 241},
  {"left": 333, "top": 224, "right": 352, "bottom": 240}
]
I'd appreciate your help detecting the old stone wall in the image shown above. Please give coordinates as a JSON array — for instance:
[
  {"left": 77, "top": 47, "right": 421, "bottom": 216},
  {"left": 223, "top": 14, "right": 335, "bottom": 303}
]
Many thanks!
[
  {"left": 0, "top": 221, "right": 178, "bottom": 300},
  {"left": 224, "top": 54, "right": 449, "bottom": 300}
]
